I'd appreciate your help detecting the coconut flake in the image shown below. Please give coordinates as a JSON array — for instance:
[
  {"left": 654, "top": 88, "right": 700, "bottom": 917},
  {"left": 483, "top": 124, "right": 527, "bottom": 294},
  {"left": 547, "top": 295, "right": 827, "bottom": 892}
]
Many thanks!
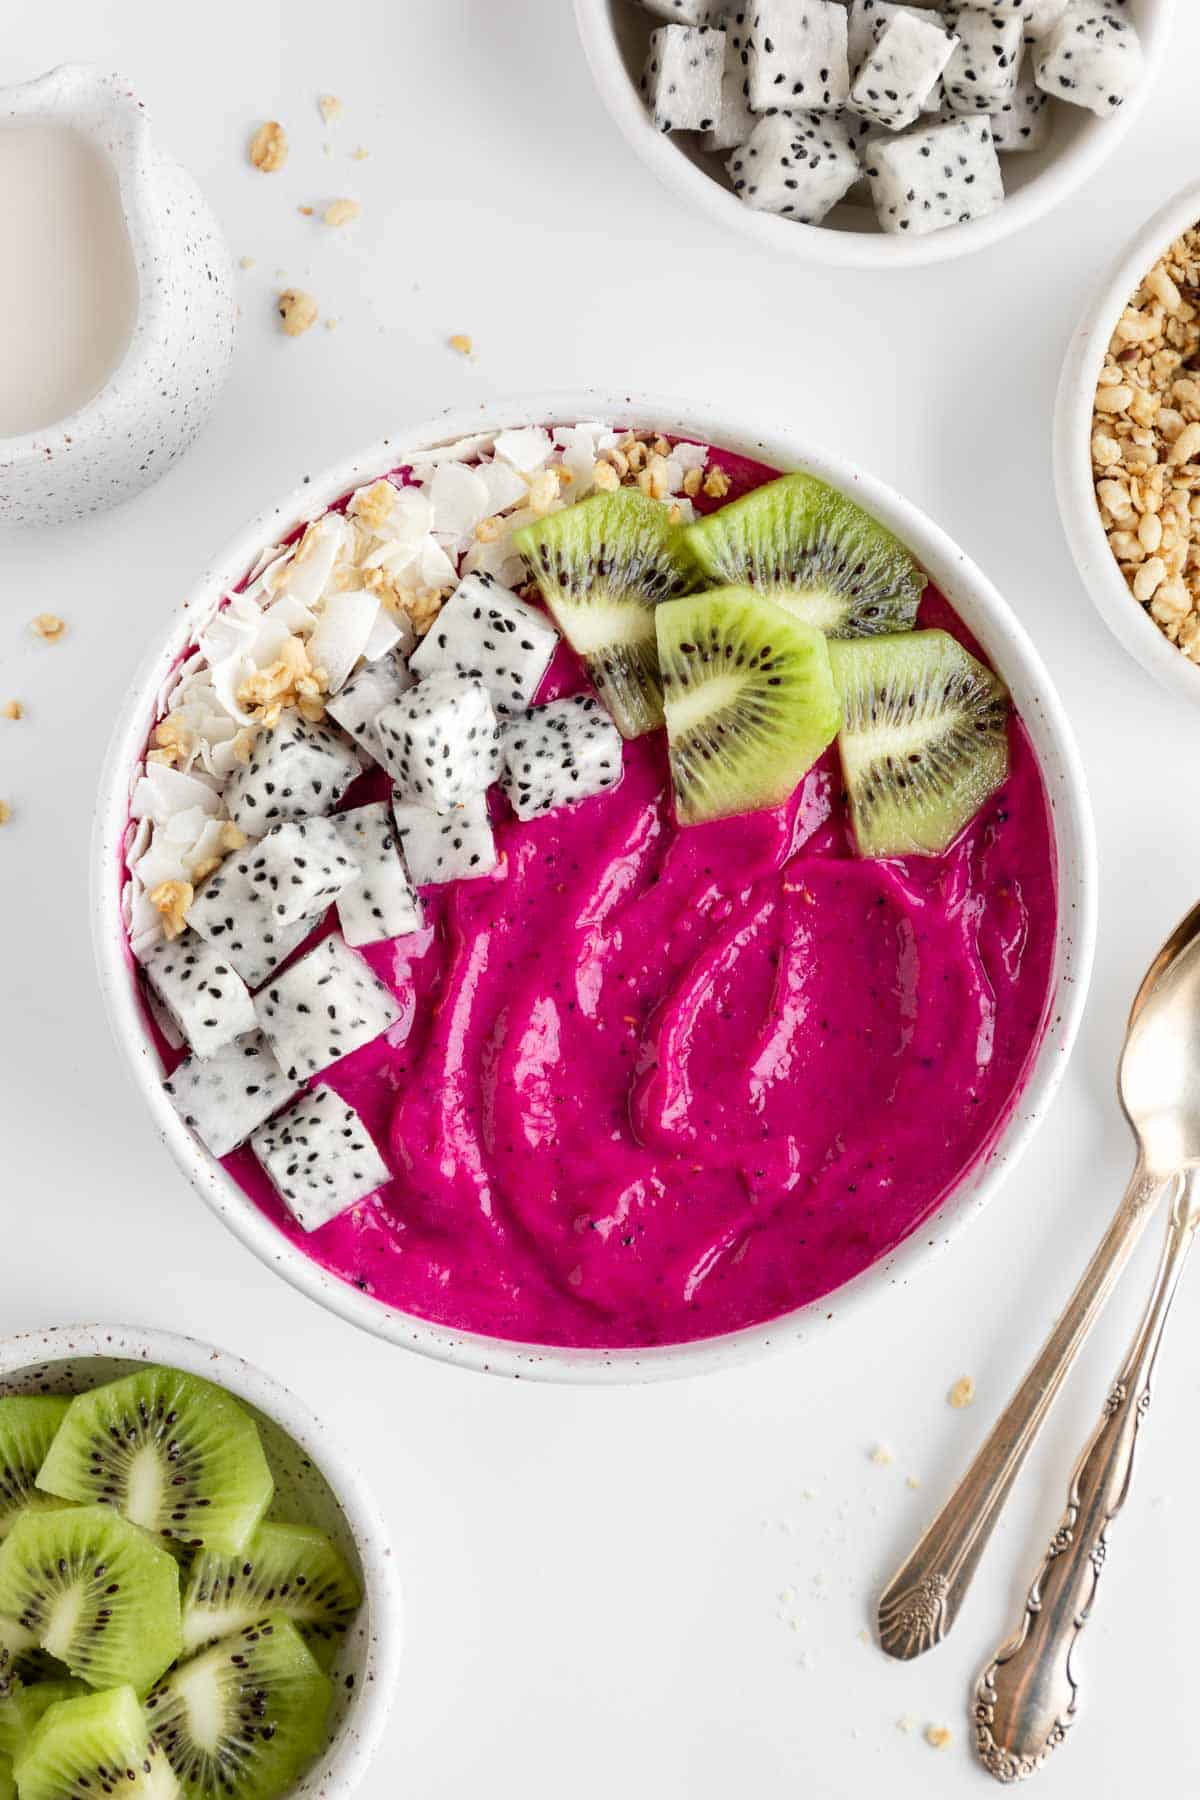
[
  {"left": 208, "top": 651, "right": 258, "bottom": 726},
  {"left": 671, "top": 441, "right": 709, "bottom": 472},
  {"left": 280, "top": 514, "right": 349, "bottom": 608},
  {"left": 478, "top": 458, "right": 530, "bottom": 516},
  {"left": 131, "top": 764, "right": 221, "bottom": 825},
  {"left": 308, "top": 588, "right": 381, "bottom": 693},
  {"left": 362, "top": 608, "right": 414, "bottom": 663},
  {"left": 425, "top": 462, "right": 492, "bottom": 540},
  {"left": 493, "top": 427, "right": 553, "bottom": 474},
  {"left": 405, "top": 432, "right": 497, "bottom": 471}
]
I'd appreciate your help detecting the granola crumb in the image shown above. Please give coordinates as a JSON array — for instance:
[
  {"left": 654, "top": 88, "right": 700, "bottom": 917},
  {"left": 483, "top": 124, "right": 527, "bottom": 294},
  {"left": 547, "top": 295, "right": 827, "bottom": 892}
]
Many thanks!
[
  {"left": 896, "top": 1716, "right": 916, "bottom": 1735},
  {"left": 592, "top": 459, "right": 621, "bottom": 493},
  {"left": 323, "top": 197, "right": 361, "bottom": 228},
  {"left": 248, "top": 120, "right": 288, "bottom": 173},
  {"left": 703, "top": 466, "right": 732, "bottom": 499},
  {"left": 298, "top": 204, "right": 314, "bottom": 217},
  {"left": 148, "top": 879, "right": 193, "bottom": 940},
  {"left": 0, "top": 801, "right": 10, "bottom": 826},
  {"left": 3, "top": 701, "right": 22, "bottom": 721},
  {"left": 869, "top": 1444, "right": 893, "bottom": 1466},
  {"left": 682, "top": 466, "right": 704, "bottom": 498},
  {"left": 325, "top": 317, "right": 339, "bottom": 331},
  {"left": 925, "top": 1725, "right": 952, "bottom": 1751},
  {"left": 474, "top": 515, "right": 507, "bottom": 543},
  {"left": 448, "top": 333, "right": 473, "bottom": 357},
  {"left": 238, "top": 254, "right": 256, "bottom": 270},
  {"left": 277, "top": 289, "right": 318, "bottom": 336},
  {"left": 905, "top": 1474, "right": 921, "bottom": 1490},
  {"left": 31, "top": 613, "right": 66, "bottom": 642},
  {"left": 318, "top": 94, "right": 343, "bottom": 124},
  {"left": 351, "top": 146, "right": 370, "bottom": 161},
  {"left": 948, "top": 1375, "right": 976, "bottom": 1409},
  {"left": 352, "top": 480, "right": 396, "bottom": 532}
]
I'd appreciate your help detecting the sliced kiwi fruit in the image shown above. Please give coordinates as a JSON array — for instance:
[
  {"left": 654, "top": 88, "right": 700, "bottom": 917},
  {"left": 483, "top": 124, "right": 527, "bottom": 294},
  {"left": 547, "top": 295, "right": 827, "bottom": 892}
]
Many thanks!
[
  {"left": 0, "top": 1401, "right": 70, "bottom": 1543},
  {"left": 0, "top": 1679, "right": 87, "bottom": 1759},
  {"left": 513, "top": 489, "right": 692, "bottom": 738},
  {"left": 829, "top": 630, "right": 1010, "bottom": 858},
  {"left": 656, "top": 585, "right": 841, "bottom": 826},
  {"left": 14, "top": 1684, "right": 178, "bottom": 1800},
  {"left": 145, "top": 1616, "right": 331, "bottom": 1800},
  {"left": 36, "top": 1369, "right": 274, "bottom": 1557},
  {"left": 180, "top": 1523, "right": 362, "bottom": 1668},
  {"left": 681, "top": 472, "right": 925, "bottom": 638},
  {"left": 0, "top": 1754, "right": 12, "bottom": 1800},
  {"left": 0, "top": 1506, "right": 182, "bottom": 1695}
]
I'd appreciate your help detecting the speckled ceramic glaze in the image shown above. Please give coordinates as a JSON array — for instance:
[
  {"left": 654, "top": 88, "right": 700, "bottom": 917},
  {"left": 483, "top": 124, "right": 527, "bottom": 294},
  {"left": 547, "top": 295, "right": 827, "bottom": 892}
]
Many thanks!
[
  {"left": 0, "top": 65, "right": 236, "bottom": 528},
  {"left": 0, "top": 1323, "right": 402, "bottom": 1800}
]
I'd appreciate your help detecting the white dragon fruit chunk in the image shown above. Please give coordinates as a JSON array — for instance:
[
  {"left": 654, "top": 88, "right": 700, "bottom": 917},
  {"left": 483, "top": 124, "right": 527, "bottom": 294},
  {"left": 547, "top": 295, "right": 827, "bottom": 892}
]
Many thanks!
[
  {"left": 989, "top": 53, "right": 1051, "bottom": 147},
  {"left": 188, "top": 849, "right": 321, "bottom": 990},
  {"left": 163, "top": 1030, "right": 298, "bottom": 1158},
  {"left": 847, "top": 0, "right": 946, "bottom": 72},
  {"left": 330, "top": 802, "right": 424, "bottom": 946},
  {"left": 307, "top": 588, "right": 381, "bottom": 695},
  {"left": 1022, "top": 0, "right": 1069, "bottom": 43},
  {"left": 408, "top": 573, "right": 560, "bottom": 715},
  {"left": 637, "top": 0, "right": 713, "bottom": 21},
  {"left": 499, "top": 695, "right": 624, "bottom": 822},
  {"left": 392, "top": 793, "right": 498, "bottom": 885},
  {"left": 247, "top": 817, "right": 361, "bottom": 927},
  {"left": 745, "top": 1, "right": 850, "bottom": 113},
  {"left": 701, "top": 11, "right": 758, "bottom": 150},
  {"left": 251, "top": 1086, "right": 390, "bottom": 1232},
  {"left": 223, "top": 710, "right": 361, "bottom": 837},
  {"left": 943, "top": 3, "right": 1023, "bottom": 111},
  {"left": 142, "top": 931, "right": 257, "bottom": 1059},
  {"left": 642, "top": 24, "right": 726, "bottom": 132},
  {"left": 728, "top": 113, "right": 861, "bottom": 222},
  {"left": 1032, "top": 3, "right": 1142, "bottom": 114},
  {"left": 850, "top": 11, "right": 958, "bottom": 128},
  {"left": 376, "top": 673, "right": 501, "bottom": 814},
  {"left": 325, "top": 650, "right": 414, "bottom": 762},
  {"left": 866, "top": 114, "right": 1003, "bottom": 234},
  {"left": 254, "top": 932, "right": 403, "bottom": 1081}
]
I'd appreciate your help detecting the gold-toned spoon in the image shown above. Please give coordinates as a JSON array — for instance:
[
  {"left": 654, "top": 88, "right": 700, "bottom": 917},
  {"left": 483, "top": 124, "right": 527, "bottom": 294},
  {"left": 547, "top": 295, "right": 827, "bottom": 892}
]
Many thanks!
[
  {"left": 974, "top": 905, "right": 1200, "bottom": 1779},
  {"left": 877, "top": 902, "right": 1200, "bottom": 1662}
]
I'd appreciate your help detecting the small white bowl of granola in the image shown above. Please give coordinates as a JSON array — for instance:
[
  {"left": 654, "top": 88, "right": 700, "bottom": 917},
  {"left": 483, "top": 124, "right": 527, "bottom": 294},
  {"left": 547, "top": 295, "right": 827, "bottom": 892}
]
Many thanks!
[{"left": 1055, "top": 178, "right": 1200, "bottom": 700}]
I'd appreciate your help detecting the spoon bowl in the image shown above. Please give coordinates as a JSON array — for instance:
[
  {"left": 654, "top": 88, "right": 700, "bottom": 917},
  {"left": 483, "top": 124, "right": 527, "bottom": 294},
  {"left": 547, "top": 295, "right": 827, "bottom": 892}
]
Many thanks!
[{"left": 1120, "top": 902, "right": 1200, "bottom": 1174}]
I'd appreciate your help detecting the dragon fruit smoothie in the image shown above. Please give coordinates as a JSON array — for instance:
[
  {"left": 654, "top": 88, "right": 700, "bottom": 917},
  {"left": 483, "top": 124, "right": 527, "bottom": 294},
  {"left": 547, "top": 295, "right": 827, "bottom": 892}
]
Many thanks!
[{"left": 130, "top": 437, "right": 1058, "bottom": 1349}]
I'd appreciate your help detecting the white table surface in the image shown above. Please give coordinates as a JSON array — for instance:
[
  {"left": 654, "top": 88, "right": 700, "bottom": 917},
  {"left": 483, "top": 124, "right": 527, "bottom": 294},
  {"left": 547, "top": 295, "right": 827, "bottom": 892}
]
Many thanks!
[{"left": 4, "top": 3, "right": 1200, "bottom": 1794}]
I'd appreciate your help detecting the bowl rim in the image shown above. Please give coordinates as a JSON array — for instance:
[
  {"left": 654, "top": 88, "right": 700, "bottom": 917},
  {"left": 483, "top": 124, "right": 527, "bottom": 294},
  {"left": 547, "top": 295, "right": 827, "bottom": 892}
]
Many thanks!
[
  {"left": 1054, "top": 175, "right": 1200, "bottom": 704},
  {"left": 92, "top": 387, "right": 1098, "bottom": 1383},
  {"left": 572, "top": 0, "right": 1178, "bottom": 270},
  {"left": 0, "top": 1321, "right": 403, "bottom": 1800}
]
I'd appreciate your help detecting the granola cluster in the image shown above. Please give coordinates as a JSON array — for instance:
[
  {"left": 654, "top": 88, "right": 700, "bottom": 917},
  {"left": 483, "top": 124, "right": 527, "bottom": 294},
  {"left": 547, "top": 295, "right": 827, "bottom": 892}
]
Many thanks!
[{"left": 1091, "top": 225, "right": 1200, "bottom": 661}]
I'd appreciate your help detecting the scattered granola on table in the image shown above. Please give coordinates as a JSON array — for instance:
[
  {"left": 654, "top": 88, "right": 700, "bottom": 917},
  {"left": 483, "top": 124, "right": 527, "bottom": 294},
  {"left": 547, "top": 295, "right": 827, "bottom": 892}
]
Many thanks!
[
  {"left": 31, "top": 613, "right": 66, "bottom": 642},
  {"left": 322, "top": 197, "right": 361, "bottom": 228},
  {"left": 1091, "top": 225, "right": 1200, "bottom": 662},
  {"left": 3, "top": 701, "right": 22, "bottom": 721},
  {"left": 277, "top": 289, "right": 319, "bottom": 337},
  {"left": 248, "top": 120, "right": 288, "bottom": 172}
]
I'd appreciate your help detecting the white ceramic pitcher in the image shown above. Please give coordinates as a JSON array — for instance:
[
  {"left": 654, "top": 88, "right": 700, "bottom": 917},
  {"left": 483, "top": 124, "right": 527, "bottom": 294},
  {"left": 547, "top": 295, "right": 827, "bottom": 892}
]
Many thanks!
[{"left": 0, "top": 64, "right": 236, "bottom": 528}]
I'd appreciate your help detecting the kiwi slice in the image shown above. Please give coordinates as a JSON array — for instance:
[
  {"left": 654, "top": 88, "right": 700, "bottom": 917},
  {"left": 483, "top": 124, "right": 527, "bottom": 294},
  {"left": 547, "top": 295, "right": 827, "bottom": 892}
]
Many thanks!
[
  {"left": 0, "top": 1506, "right": 182, "bottom": 1695},
  {"left": 513, "top": 489, "right": 692, "bottom": 738},
  {"left": 145, "top": 1616, "right": 331, "bottom": 1800},
  {"left": 36, "top": 1369, "right": 273, "bottom": 1557},
  {"left": 14, "top": 1684, "right": 178, "bottom": 1800},
  {"left": 0, "top": 1755, "right": 12, "bottom": 1800},
  {"left": 656, "top": 585, "right": 841, "bottom": 827},
  {"left": 0, "top": 1401, "right": 70, "bottom": 1543},
  {"left": 829, "top": 630, "right": 1010, "bottom": 858},
  {"left": 0, "top": 1680, "right": 87, "bottom": 1759},
  {"left": 181, "top": 1524, "right": 362, "bottom": 1668},
  {"left": 681, "top": 473, "right": 925, "bottom": 638}
]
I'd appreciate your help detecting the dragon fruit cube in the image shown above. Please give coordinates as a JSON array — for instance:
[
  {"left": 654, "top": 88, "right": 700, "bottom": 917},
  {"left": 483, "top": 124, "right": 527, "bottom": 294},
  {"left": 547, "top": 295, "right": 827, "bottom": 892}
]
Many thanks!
[
  {"left": 163, "top": 1030, "right": 297, "bottom": 1158},
  {"left": 408, "top": 573, "right": 559, "bottom": 714},
  {"left": 499, "top": 695, "right": 624, "bottom": 822},
  {"left": 143, "top": 931, "right": 257, "bottom": 1059},
  {"left": 392, "top": 793, "right": 498, "bottom": 885},
  {"left": 746, "top": 0, "right": 850, "bottom": 112},
  {"left": 246, "top": 817, "right": 360, "bottom": 928},
  {"left": 728, "top": 113, "right": 861, "bottom": 222},
  {"left": 188, "top": 851, "right": 320, "bottom": 991},
  {"left": 251, "top": 1085, "right": 390, "bottom": 1231},
  {"left": 325, "top": 650, "right": 414, "bottom": 762},
  {"left": 642, "top": 24, "right": 726, "bottom": 131},
  {"left": 867, "top": 114, "right": 1003, "bottom": 234},
  {"left": 330, "top": 802, "right": 424, "bottom": 945},
  {"left": 944, "top": 3, "right": 1023, "bottom": 112},
  {"left": 702, "top": 11, "right": 758, "bottom": 150},
  {"left": 254, "top": 932, "right": 402, "bottom": 1081},
  {"left": 223, "top": 710, "right": 360, "bottom": 837},
  {"left": 1033, "top": 3, "right": 1143, "bottom": 114},
  {"left": 850, "top": 11, "right": 958, "bottom": 129},
  {"left": 989, "top": 53, "right": 1051, "bottom": 147},
  {"left": 848, "top": 0, "right": 944, "bottom": 72},
  {"left": 376, "top": 673, "right": 501, "bottom": 814}
]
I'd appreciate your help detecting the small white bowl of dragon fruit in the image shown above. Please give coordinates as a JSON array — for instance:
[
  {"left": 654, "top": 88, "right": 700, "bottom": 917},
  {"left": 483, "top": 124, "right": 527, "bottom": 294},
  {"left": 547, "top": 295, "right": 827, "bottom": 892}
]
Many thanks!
[
  {"left": 574, "top": 0, "right": 1174, "bottom": 266},
  {"left": 0, "top": 1323, "right": 400, "bottom": 1800},
  {"left": 94, "top": 394, "right": 1094, "bottom": 1381}
]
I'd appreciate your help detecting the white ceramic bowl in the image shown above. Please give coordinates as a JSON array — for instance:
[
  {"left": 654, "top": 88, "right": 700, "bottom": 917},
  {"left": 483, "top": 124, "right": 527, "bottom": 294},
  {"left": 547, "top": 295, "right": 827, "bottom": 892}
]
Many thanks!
[
  {"left": 1055, "top": 177, "right": 1200, "bottom": 702},
  {"left": 93, "top": 390, "right": 1097, "bottom": 1382},
  {"left": 574, "top": 0, "right": 1176, "bottom": 269},
  {"left": 0, "top": 1323, "right": 401, "bottom": 1800}
]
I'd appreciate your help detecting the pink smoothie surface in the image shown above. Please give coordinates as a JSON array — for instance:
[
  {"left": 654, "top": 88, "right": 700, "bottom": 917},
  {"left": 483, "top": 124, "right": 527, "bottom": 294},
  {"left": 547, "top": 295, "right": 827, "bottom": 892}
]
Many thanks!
[{"left": 140, "top": 444, "right": 1059, "bottom": 1349}]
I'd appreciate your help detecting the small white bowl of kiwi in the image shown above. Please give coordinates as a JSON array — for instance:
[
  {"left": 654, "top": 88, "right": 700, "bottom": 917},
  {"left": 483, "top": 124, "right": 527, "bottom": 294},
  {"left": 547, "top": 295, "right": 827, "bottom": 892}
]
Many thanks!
[{"left": 0, "top": 1324, "right": 401, "bottom": 1800}]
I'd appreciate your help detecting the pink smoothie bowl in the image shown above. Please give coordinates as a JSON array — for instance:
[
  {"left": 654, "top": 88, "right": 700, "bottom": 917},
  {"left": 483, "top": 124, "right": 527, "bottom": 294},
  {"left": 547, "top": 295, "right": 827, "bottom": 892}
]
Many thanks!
[{"left": 92, "top": 391, "right": 1098, "bottom": 1383}]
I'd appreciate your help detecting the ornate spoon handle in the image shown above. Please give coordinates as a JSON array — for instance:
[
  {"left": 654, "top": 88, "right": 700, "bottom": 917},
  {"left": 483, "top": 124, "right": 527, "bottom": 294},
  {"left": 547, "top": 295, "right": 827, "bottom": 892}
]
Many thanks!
[
  {"left": 877, "top": 1161, "right": 1165, "bottom": 1660},
  {"left": 973, "top": 1167, "right": 1199, "bottom": 1782}
]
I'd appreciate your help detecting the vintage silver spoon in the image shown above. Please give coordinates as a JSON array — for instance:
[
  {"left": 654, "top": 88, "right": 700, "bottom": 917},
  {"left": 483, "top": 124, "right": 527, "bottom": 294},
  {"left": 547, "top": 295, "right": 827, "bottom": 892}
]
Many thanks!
[
  {"left": 974, "top": 906, "right": 1200, "bottom": 1779},
  {"left": 877, "top": 901, "right": 1200, "bottom": 1662}
]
